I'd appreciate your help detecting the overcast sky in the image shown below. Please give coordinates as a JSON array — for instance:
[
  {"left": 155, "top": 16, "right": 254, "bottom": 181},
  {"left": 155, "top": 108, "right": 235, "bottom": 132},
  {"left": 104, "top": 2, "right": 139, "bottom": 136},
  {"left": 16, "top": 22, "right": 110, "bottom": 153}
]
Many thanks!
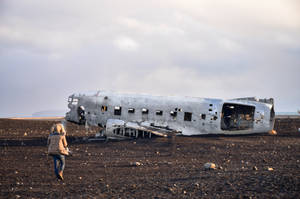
[{"left": 0, "top": 0, "right": 299, "bottom": 117}]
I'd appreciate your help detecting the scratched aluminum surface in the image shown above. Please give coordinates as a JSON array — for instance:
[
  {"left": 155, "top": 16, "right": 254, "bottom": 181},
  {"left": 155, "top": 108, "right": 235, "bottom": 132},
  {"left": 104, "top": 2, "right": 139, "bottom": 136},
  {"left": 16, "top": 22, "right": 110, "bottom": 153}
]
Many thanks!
[{"left": 66, "top": 91, "right": 275, "bottom": 136}]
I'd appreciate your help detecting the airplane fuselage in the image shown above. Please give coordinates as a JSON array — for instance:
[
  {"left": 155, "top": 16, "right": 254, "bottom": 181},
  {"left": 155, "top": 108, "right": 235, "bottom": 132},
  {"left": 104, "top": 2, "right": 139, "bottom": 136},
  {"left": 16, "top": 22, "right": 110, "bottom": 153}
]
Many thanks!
[{"left": 66, "top": 91, "right": 275, "bottom": 136}]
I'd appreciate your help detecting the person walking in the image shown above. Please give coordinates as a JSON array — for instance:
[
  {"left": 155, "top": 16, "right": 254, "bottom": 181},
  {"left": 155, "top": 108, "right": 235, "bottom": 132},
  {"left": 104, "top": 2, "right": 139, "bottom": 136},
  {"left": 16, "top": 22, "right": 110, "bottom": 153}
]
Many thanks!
[{"left": 47, "top": 123, "right": 69, "bottom": 180}]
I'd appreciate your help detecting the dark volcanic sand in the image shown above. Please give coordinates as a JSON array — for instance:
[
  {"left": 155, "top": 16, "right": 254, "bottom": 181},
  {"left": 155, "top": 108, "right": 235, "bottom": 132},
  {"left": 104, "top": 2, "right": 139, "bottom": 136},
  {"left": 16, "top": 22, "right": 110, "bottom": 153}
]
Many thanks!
[{"left": 0, "top": 118, "right": 300, "bottom": 198}]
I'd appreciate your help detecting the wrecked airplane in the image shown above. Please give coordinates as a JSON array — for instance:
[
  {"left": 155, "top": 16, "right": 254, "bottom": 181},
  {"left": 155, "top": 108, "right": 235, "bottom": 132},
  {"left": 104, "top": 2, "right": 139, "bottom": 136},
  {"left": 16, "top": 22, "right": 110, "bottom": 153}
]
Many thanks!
[{"left": 65, "top": 91, "right": 275, "bottom": 139}]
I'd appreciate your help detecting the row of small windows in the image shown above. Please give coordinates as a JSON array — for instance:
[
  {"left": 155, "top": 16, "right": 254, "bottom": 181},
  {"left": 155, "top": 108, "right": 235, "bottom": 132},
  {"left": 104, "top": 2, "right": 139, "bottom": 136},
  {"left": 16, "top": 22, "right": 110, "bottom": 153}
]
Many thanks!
[{"left": 101, "top": 105, "right": 198, "bottom": 121}]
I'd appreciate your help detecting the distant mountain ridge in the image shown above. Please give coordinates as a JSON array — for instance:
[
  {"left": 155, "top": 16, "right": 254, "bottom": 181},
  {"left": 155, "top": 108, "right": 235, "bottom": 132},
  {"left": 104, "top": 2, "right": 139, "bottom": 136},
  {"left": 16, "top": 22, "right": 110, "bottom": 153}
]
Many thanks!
[
  {"left": 32, "top": 110, "right": 67, "bottom": 117},
  {"left": 276, "top": 112, "right": 300, "bottom": 116}
]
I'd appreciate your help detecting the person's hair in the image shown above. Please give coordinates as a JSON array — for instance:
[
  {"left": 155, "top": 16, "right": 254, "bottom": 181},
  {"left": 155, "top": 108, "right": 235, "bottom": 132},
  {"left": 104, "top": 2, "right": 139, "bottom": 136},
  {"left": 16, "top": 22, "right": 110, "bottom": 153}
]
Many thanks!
[{"left": 51, "top": 123, "right": 66, "bottom": 135}]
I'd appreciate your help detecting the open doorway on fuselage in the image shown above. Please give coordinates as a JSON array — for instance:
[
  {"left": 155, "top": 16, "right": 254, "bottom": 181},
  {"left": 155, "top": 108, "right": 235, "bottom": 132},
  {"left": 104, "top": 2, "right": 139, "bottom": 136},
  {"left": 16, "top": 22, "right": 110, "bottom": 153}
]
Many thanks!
[{"left": 221, "top": 103, "right": 255, "bottom": 131}]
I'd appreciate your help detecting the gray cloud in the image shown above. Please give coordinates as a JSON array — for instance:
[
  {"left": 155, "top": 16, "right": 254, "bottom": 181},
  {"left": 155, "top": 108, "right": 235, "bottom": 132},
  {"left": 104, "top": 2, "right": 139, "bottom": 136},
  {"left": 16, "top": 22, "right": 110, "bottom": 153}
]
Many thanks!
[{"left": 0, "top": 0, "right": 300, "bottom": 117}]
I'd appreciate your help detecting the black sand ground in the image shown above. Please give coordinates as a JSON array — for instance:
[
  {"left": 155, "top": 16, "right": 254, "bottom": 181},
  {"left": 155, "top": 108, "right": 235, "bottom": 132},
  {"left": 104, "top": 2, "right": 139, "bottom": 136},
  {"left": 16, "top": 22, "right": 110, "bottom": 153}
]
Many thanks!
[{"left": 0, "top": 118, "right": 300, "bottom": 198}]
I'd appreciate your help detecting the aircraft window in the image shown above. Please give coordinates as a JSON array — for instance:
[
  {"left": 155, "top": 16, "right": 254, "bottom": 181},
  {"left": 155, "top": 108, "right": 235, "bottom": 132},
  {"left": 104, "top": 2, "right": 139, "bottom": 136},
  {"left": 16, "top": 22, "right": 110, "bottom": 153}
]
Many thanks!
[
  {"left": 101, "top": 106, "right": 107, "bottom": 112},
  {"left": 170, "top": 111, "right": 177, "bottom": 118},
  {"left": 156, "top": 110, "right": 163, "bottom": 115},
  {"left": 114, "top": 106, "right": 122, "bottom": 115},
  {"left": 128, "top": 108, "right": 135, "bottom": 113},
  {"left": 142, "top": 108, "right": 149, "bottom": 114},
  {"left": 71, "top": 98, "right": 78, "bottom": 105},
  {"left": 201, "top": 114, "right": 206, "bottom": 120},
  {"left": 184, "top": 112, "right": 192, "bottom": 121}
]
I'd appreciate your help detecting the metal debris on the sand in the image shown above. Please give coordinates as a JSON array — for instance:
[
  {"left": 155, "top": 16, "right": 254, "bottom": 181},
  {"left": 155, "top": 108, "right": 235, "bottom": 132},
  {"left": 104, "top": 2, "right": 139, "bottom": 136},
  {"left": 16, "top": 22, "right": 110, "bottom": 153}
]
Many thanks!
[{"left": 267, "top": 167, "right": 274, "bottom": 171}]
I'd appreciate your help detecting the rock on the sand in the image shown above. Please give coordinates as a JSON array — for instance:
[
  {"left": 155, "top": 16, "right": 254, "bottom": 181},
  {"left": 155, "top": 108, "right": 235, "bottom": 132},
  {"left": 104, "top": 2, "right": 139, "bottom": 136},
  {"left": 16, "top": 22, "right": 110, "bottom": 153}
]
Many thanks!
[{"left": 204, "top": 162, "right": 216, "bottom": 170}]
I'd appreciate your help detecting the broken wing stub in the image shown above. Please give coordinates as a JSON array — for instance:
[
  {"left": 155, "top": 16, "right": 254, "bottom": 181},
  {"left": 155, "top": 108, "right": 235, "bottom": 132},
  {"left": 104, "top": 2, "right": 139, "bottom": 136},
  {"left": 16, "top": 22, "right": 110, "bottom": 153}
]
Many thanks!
[{"left": 105, "top": 119, "right": 174, "bottom": 140}]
